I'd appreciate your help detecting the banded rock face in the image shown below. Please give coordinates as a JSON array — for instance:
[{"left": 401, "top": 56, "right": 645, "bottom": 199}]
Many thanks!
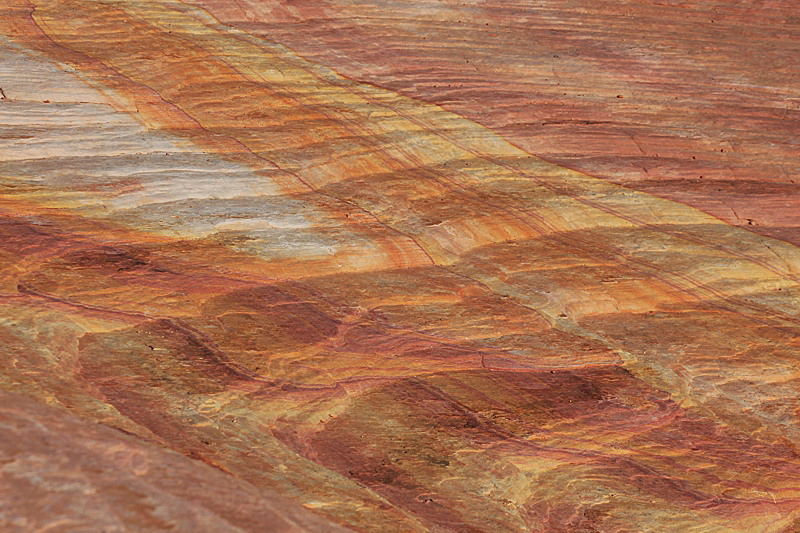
[{"left": 1, "top": 0, "right": 800, "bottom": 532}]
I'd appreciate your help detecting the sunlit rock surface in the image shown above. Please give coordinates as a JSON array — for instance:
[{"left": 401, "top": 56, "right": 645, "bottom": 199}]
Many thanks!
[{"left": 2, "top": 0, "right": 800, "bottom": 531}]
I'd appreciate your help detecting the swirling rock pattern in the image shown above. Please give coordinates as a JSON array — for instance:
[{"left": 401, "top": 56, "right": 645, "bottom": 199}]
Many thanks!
[{"left": 1, "top": 0, "right": 800, "bottom": 531}]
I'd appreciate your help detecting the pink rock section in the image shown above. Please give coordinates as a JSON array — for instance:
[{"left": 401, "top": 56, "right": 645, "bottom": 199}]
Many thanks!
[
  {"left": 0, "top": 390, "right": 355, "bottom": 532},
  {"left": 199, "top": 0, "right": 800, "bottom": 245}
]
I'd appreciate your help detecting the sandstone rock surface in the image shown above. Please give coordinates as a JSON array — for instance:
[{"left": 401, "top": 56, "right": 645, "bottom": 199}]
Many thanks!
[{"left": 2, "top": 0, "right": 800, "bottom": 531}]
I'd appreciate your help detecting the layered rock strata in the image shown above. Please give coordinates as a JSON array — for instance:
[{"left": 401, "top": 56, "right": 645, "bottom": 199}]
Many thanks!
[{"left": 1, "top": 0, "right": 800, "bottom": 531}]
